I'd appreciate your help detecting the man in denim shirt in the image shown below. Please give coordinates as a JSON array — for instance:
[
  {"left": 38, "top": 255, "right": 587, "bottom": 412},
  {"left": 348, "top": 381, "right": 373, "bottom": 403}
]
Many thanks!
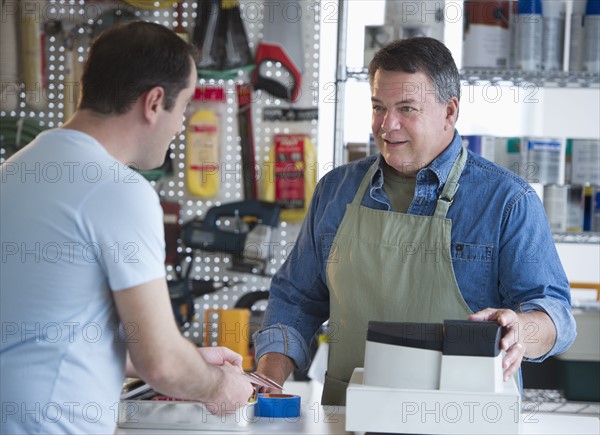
[{"left": 253, "top": 37, "right": 576, "bottom": 405}]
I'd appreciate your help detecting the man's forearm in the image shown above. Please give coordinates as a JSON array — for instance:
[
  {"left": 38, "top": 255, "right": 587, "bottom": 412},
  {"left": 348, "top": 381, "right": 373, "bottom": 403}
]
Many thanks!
[
  {"left": 132, "top": 335, "right": 222, "bottom": 402},
  {"left": 516, "top": 310, "right": 557, "bottom": 359},
  {"left": 256, "top": 352, "right": 297, "bottom": 388}
]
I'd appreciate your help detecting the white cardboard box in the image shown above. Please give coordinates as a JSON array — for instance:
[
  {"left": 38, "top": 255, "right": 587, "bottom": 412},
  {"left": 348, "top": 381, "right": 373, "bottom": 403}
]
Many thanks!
[{"left": 346, "top": 368, "right": 521, "bottom": 435}]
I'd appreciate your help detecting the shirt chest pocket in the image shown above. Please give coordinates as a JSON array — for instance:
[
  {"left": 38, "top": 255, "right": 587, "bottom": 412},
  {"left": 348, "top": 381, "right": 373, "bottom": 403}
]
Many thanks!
[
  {"left": 450, "top": 242, "right": 494, "bottom": 312},
  {"left": 451, "top": 242, "right": 493, "bottom": 262}
]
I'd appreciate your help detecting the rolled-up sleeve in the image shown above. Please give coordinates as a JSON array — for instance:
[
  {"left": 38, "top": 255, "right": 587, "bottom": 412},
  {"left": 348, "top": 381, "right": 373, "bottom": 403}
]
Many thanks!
[
  {"left": 499, "top": 189, "right": 577, "bottom": 361},
  {"left": 253, "top": 324, "right": 313, "bottom": 370},
  {"left": 519, "top": 299, "right": 577, "bottom": 362}
]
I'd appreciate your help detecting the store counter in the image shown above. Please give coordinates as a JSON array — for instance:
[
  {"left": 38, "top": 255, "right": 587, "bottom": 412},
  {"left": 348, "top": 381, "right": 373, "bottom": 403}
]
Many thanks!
[{"left": 115, "top": 381, "right": 599, "bottom": 435}]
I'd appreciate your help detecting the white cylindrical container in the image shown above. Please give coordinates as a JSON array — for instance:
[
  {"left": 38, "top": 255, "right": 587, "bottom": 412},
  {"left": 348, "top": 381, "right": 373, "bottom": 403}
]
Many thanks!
[
  {"left": 542, "top": 0, "right": 566, "bottom": 70},
  {"left": 569, "top": 0, "right": 587, "bottom": 70},
  {"left": 584, "top": 0, "right": 600, "bottom": 72},
  {"left": 515, "top": 0, "right": 543, "bottom": 70}
]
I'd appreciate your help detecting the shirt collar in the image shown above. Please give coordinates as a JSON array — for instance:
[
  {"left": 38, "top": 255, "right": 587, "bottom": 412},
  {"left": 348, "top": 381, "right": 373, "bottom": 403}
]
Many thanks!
[
  {"left": 423, "top": 130, "right": 462, "bottom": 186},
  {"left": 371, "top": 130, "right": 462, "bottom": 187}
]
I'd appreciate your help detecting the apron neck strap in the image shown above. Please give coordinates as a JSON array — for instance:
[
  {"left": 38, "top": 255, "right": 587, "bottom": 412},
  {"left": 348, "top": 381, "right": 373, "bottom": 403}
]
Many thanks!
[
  {"left": 352, "top": 146, "right": 467, "bottom": 215},
  {"left": 434, "top": 145, "right": 468, "bottom": 218},
  {"left": 351, "top": 160, "right": 379, "bottom": 206}
]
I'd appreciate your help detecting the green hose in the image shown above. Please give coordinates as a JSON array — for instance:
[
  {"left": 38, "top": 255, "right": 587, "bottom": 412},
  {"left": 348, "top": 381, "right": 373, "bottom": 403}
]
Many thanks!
[{"left": 0, "top": 117, "right": 47, "bottom": 158}]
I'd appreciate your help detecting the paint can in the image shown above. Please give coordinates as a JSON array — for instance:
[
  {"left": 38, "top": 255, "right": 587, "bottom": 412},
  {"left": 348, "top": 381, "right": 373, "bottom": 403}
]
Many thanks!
[{"left": 463, "top": 1, "right": 512, "bottom": 68}]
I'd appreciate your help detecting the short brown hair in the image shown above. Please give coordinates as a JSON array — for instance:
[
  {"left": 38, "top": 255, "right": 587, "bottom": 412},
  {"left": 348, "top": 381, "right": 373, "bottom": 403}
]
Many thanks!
[{"left": 79, "top": 21, "right": 195, "bottom": 115}]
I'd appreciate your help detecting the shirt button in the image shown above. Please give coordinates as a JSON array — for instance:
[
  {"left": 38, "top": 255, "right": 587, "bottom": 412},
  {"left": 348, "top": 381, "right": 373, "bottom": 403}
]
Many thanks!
[{"left": 456, "top": 244, "right": 463, "bottom": 251}]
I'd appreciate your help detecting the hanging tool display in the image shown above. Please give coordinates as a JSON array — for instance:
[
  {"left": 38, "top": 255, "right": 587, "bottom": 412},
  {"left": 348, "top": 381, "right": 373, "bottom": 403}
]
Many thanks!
[
  {"left": 42, "top": 20, "right": 85, "bottom": 121},
  {"left": 193, "top": 0, "right": 253, "bottom": 79},
  {"left": 236, "top": 83, "right": 258, "bottom": 200},
  {"left": 91, "top": 7, "right": 137, "bottom": 40},
  {"left": 167, "top": 227, "right": 228, "bottom": 329},
  {"left": 254, "top": 0, "right": 305, "bottom": 102},
  {"left": 182, "top": 200, "right": 281, "bottom": 276},
  {"left": 167, "top": 200, "right": 279, "bottom": 328}
]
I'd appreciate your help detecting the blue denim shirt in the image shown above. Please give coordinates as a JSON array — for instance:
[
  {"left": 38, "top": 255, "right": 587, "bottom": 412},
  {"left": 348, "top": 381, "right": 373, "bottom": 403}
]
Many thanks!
[{"left": 254, "top": 131, "right": 576, "bottom": 370}]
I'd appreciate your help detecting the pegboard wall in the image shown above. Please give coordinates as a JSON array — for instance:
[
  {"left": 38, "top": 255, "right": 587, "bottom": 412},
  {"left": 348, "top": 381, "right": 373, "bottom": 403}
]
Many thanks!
[{"left": 0, "top": 0, "right": 324, "bottom": 344}]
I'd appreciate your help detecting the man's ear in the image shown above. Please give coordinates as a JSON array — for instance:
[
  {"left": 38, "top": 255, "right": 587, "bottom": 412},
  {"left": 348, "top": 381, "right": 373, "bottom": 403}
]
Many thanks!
[
  {"left": 142, "top": 86, "right": 165, "bottom": 124},
  {"left": 445, "top": 97, "right": 459, "bottom": 129}
]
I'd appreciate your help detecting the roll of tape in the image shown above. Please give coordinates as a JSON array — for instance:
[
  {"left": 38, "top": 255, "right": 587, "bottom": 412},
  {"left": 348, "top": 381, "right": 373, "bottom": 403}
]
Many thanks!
[{"left": 254, "top": 393, "right": 301, "bottom": 418}]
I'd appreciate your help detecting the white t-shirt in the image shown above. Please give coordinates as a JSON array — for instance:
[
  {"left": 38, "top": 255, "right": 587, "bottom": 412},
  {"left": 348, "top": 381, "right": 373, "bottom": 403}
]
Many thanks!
[{"left": 0, "top": 129, "right": 166, "bottom": 434}]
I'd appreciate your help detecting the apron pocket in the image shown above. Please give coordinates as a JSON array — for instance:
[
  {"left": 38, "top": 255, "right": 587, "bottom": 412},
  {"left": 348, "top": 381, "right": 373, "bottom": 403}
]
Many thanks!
[{"left": 322, "top": 372, "right": 349, "bottom": 406}]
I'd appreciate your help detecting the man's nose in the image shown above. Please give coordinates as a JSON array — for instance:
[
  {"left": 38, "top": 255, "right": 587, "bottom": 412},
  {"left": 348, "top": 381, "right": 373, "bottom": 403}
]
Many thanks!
[{"left": 381, "top": 110, "right": 401, "bottom": 133}]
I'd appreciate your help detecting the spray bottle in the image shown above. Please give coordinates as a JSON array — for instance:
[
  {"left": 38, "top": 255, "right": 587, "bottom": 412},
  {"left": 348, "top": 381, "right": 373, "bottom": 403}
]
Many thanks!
[
  {"left": 569, "top": 0, "right": 587, "bottom": 71},
  {"left": 592, "top": 189, "right": 600, "bottom": 232},
  {"left": 584, "top": 0, "right": 600, "bottom": 73},
  {"left": 515, "top": 0, "right": 543, "bottom": 70},
  {"left": 542, "top": 0, "right": 565, "bottom": 71}
]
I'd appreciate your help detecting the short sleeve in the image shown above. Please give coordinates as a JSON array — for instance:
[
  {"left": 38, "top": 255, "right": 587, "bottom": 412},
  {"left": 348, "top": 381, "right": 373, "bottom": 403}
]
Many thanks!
[{"left": 78, "top": 172, "right": 166, "bottom": 291}]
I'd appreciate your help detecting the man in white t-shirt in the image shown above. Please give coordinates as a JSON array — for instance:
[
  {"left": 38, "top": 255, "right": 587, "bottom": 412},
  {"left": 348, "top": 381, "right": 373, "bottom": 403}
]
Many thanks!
[{"left": 0, "top": 22, "right": 253, "bottom": 434}]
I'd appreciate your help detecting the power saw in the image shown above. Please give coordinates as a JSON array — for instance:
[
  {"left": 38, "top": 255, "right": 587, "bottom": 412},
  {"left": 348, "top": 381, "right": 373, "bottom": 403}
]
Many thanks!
[{"left": 182, "top": 200, "right": 281, "bottom": 276}]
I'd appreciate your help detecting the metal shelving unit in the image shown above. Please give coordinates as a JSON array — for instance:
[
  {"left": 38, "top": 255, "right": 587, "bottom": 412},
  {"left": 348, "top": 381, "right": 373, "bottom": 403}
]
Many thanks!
[
  {"left": 345, "top": 67, "right": 600, "bottom": 88},
  {"left": 553, "top": 232, "right": 600, "bottom": 244},
  {"left": 333, "top": 2, "right": 600, "bottom": 247}
]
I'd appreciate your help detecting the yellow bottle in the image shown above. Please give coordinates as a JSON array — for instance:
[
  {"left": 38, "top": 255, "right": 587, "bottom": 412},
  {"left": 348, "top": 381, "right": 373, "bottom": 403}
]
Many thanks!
[
  {"left": 186, "top": 87, "right": 224, "bottom": 197},
  {"left": 186, "top": 110, "right": 219, "bottom": 197}
]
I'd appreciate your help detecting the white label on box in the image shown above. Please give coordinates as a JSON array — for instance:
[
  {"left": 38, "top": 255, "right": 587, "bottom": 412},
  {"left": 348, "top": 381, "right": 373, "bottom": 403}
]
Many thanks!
[{"left": 571, "top": 139, "right": 600, "bottom": 185}]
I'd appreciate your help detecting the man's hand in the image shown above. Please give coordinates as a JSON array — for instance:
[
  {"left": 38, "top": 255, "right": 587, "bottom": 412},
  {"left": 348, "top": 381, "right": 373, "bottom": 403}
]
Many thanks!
[
  {"left": 205, "top": 362, "right": 255, "bottom": 415},
  {"left": 198, "top": 346, "right": 244, "bottom": 368},
  {"left": 468, "top": 308, "right": 557, "bottom": 381}
]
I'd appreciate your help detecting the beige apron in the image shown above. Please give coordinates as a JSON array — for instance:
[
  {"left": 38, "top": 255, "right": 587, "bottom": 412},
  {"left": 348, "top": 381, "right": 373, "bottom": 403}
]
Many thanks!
[{"left": 322, "top": 146, "right": 472, "bottom": 405}]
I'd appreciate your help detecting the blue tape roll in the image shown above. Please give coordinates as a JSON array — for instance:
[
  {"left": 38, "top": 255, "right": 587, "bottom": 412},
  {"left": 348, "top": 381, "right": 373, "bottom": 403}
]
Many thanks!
[{"left": 254, "top": 393, "right": 301, "bottom": 418}]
